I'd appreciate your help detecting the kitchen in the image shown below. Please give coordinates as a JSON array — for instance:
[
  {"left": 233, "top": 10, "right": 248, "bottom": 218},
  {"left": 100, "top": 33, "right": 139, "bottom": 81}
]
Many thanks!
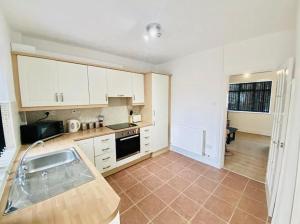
[{"left": 0, "top": 1, "right": 300, "bottom": 224}]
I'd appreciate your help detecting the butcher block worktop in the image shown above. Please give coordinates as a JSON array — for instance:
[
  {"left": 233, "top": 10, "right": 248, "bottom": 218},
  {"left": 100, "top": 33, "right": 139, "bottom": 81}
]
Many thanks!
[{"left": 0, "top": 122, "right": 152, "bottom": 224}]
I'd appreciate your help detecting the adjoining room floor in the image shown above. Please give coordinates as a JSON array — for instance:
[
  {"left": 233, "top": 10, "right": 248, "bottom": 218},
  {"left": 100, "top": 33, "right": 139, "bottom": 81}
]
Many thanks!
[
  {"left": 224, "top": 132, "right": 270, "bottom": 183},
  {"left": 106, "top": 151, "right": 269, "bottom": 224}
]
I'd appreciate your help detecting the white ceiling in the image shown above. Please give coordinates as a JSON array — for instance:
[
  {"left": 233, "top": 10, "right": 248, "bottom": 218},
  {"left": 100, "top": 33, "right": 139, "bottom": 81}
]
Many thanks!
[{"left": 0, "top": 0, "right": 297, "bottom": 64}]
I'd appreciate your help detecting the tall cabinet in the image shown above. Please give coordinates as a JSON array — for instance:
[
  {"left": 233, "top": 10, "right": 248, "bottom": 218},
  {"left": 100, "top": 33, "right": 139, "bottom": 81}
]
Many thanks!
[{"left": 143, "top": 73, "right": 170, "bottom": 152}]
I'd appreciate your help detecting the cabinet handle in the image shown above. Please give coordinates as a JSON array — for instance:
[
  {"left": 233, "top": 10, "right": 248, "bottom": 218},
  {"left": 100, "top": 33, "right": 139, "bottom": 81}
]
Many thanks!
[
  {"left": 103, "top": 165, "right": 111, "bottom": 170},
  {"left": 102, "top": 139, "right": 110, "bottom": 142},
  {"left": 145, "top": 143, "right": 150, "bottom": 146},
  {"left": 144, "top": 136, "right": 149, "bottom": 139},
  {"left": 102, "top": 156, "right": 111, "bottom": 161},
  {"left": 102, "top": 147, "right": 110, "bottom": 151},
  {"left": 60, "top": 93, "right": 64, "bottom": 102},
  {"left": 133, "top": 94, "right": 136, "bottom": 100},
  {"left": 118, "top": 94, "right": 125, "bottom": 97},
  {"left": 105, "top": 94, "right": 108, "bottom": 102},
  {"left": 144, "top": 129, "right": 150, "bottom": 132},
  {"left": 55, "top": 93, "right": 59, "bottom": 102}
]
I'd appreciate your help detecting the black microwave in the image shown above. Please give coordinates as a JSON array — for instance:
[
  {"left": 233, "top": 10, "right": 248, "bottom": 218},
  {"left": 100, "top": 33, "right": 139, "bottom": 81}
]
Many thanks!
[{"left": 20, "top": 120, "right": 64, "bottom": 144}]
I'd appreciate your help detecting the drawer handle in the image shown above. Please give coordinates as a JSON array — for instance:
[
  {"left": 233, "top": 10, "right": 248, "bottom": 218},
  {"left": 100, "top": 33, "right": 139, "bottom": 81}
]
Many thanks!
[
  {"left": 102, "top": 139, "right": 110, "bottom": 142},
  {"left": 145, "top": 150, "right": 150, "bottom": 153},
  {"left": 145, "top": 143, "right": 150, "bottom": 146},
  {"left": 103, "top": 165, "right": 111, "bottom": 170},
  {"left": 102, "top": 157, "right": 111, "bottom": 161},
  {"left": 144, "top": 136, "right": 150, "bottom": 139},
  {"left": 102, "top": 147, "right": 110, "bottom": 151},
  {"left": 144, "top": 129, "right": 150, "bottom": 132}
]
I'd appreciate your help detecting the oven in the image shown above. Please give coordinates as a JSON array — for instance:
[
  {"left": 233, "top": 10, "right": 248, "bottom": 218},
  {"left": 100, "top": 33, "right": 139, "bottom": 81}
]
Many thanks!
[{"left": 115, "top": 128, "right": 140, "bottom": 161}]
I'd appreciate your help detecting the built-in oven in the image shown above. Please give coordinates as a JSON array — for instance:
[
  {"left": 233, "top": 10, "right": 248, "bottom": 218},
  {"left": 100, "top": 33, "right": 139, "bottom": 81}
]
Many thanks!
[{"left": 115, "top": 128, "right": 140, "bottom": 161}]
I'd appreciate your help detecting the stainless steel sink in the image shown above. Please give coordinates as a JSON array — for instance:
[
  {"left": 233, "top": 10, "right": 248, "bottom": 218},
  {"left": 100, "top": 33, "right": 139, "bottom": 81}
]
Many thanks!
[{"left": 4, "top": 147, "right": 95, "bottom": 215}]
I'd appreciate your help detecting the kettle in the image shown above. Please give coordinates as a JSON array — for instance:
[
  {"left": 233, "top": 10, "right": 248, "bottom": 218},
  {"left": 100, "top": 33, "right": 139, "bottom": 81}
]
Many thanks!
[{"left": 67, "top": 119, "right": 81, "bottom": 133}]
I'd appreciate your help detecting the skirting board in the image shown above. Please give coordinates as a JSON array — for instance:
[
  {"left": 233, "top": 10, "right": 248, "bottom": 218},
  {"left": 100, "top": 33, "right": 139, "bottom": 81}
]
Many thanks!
[{"left": 170, "top": 145, "right": 220, "bottom": 169}]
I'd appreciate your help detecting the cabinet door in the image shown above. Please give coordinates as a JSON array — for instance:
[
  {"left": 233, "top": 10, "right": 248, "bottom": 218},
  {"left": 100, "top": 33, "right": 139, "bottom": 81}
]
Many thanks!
[
  {"left": 57, "top": 61, "right": 89, "bottom": 105},
  {"left": 152, "top": 74, "right": 169, "bottom": 152},
  {"left": 76, "top": 138, "right": 95, "bottom": 164},
  {"left": 18, "top": 56, "right": 59, "bottom": 107},
  {"left": 107, "top": 69, "right": 132, "bottom": 97},
  {"left": 88, "top": 66, "right": 108, "bottom": 105},
  {"left": 132, "top": 73, "right": 144, "bottom": 104}
]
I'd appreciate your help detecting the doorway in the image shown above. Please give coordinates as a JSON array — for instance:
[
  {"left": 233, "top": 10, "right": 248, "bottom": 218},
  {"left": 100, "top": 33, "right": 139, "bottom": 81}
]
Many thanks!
[{"left": 224, "top": 71, "right": 277, "bottom": 183}]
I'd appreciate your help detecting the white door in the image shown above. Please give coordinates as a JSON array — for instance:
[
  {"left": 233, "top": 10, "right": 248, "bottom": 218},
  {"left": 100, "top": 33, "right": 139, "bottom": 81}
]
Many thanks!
[
  {"left": 132, "top": 73, "right": 144, "bottom": 104},
  {"left": 266, "top": 59, "right": 294, "bottom": 216},
  {"left": 107, "top": 69, "right": 132, "bottom": 97},
  {"left": 76, "top": 138, "right": 95, "bottom": 164},
  {"left": 18, "top": 56, "right": 59, "bottom": 107},
  {"left": 152, "top": 74, "right": 169, "bottom": 152},
  {"left": 57, "top": 61, "right": 89, "bottom": 105},
  {"left": 88, "top": 66, "right": 108, "bottom": 105}
]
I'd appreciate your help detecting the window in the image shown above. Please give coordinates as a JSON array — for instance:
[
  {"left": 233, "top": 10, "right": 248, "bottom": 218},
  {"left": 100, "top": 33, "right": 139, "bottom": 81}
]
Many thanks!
[{"left": 228, "top": 81, "right": 272, "bottom": 113}]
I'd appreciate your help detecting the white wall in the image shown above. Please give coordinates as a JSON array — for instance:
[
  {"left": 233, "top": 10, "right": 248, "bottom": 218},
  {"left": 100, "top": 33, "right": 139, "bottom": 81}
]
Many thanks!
[
  {"left": 11, "top": 33, "right": 154, "bottom": 73},
  {"left": 155, "top": 30, "right": 295, "bottom": 168},
  {"left": 228, "top": 72, "right": 277, "bottom": 136}
]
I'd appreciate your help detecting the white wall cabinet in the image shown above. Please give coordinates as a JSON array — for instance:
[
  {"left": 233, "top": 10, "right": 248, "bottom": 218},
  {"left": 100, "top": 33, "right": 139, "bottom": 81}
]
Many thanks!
[
  {"left": 57, "top": 61, "right": 89, "bottom": 105},
  {"left": 18, "top": 56, "right": 60, "bottom": 107},
  {"left": 132, "top": 73, "right": 144, "bottom": 104},
  {"left": 151, "top": 74, "right": 169, "bottom": 152},
  {"left": 76, "top": 138, "right": 95, "bottom": 164},
  {"left": 88, "top": 66, "right": 108, "bottom": 105},
  {"left": 107, "top": 69, "right": 132, "bottom": 97}
]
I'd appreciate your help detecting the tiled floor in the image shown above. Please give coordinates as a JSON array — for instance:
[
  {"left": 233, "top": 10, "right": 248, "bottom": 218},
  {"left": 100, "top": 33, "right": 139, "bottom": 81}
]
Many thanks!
[{"left": 106, "top": 151, "right": 269, "bottom": 224}]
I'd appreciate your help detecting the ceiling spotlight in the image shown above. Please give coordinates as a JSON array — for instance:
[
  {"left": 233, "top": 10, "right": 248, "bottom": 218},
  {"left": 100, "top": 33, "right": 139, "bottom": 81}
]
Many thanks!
[{"left": 146, "top": 23, "right": 162, "bottom": 38}]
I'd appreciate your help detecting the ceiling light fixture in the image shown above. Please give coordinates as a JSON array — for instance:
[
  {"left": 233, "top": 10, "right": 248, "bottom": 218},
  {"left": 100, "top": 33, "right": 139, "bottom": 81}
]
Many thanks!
[{"left": 144, "top": 23, "right": 162, "bottom": 41}]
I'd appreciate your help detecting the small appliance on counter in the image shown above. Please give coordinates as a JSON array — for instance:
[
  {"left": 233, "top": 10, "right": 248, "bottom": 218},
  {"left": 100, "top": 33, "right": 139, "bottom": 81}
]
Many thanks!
[
  {"left": 20, "top": 120, "right": 64, "bottom": 144},
  {"left": 132, "top": 114, "right": 142, "bottom": 123},
  {"left": 67, "top": 119, "right": 81, "bottom": 133}
]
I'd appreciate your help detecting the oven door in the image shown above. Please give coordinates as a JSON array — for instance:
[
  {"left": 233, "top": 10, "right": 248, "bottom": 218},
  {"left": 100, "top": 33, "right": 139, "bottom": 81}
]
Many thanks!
[{"left": 116, "top": 134, "right": 140, "bottom": 161}]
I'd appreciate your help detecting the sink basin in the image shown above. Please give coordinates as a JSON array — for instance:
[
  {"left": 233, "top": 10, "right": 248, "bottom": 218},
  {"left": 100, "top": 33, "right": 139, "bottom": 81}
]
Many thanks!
[
  {"left": 4, "top": 147, "right": 95, "bottom": 215},
  {"left": 23, "top": 148, "right": 80, "bottom": 174}
]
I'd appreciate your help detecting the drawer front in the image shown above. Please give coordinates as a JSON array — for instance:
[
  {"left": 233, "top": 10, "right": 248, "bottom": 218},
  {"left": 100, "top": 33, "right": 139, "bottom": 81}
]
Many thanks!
[
  {"left": 141, "top": 135, "right": 151, "bottom": 144},
  {"left": 141, "top": 142, "right": 151, "bottom": 154},
  {"left": 95, "top": 152, "right": 115, "bottom": 172},
  {"left": 140, "top": 127, "right": 151, "bottom": 137},
  {"left": 94, "top": 134, "right": 115, "bottom": 156}
]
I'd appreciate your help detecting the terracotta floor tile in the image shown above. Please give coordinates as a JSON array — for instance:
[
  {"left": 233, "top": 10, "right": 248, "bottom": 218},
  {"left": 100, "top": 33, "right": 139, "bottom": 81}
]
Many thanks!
[
  {"left": 120, "top": 193, "right": 134, "bottom": 213},
  {"left": 139, "top": 158, "right": 155, "bottom": 167},
  {"left": 191, "top": 207, "right": 226, "bottom": 224},
  {"left": 108, "top": 181, "right": 123, "bottom": 194},
  {"left": 213, "top": 185, "right": 242, "bottom": 206},
  {"left": 238, "top": 196, "right": 268, "bottom": 220},
  {"left": 189, "top": 163, "right": 209, "bottom": 174},
  {"left": 176, "top": 157, "right": 194, "bottom": 167},
  {"left": 221, "top": 175, "right": 248, "bottom": 193},
  {"left": 137, "top": 194, "right": 167, "bottom": 219},
  {"left": 153, "top": 156, "right": 173, "bottom": 167},
  {"left": 168, "top": 176, "right": 191, "bottom": 192},
  {"left": 146, "top": 162, "right": 164, "bottom": 174},
  {"left": 230, "top": 209, "right": 265, "bottom": 224},
  {"left": 154, "top": 168, "right": 175, "bottom": 181},
  {"left": 204, "top": 195, "right": 235, "bottom": 221},
  {"left": 161, "top": 151, "right": 183, "bottom": 161},
  {"left": 228, "top": 172, "right": 249, "bottom": 183},
  {"left": 111, "top": 169, "right": 129, "bottom": 181},
  {"left": 177, "top": 167, "right": 200, "bottom": 182},
  {"left": 195, "top": 176, "right": 219, "bottom": 192},
  {"left": 143, "top": 174, "right": 164, "bottom": 191},
  {"left": 204, "top": 168, "right": 228, "bottom": 182},
  {"left": 243, "top": 185, "right": 266, "bottom": 203},
  {"left": 170, "top": 194, "right": 200, "bottom": 220},
  {"left": 247, "top": 180, "right": 265, "bottom": 191},
  {"left": 131, "top": 167, "right": 152, "bottom": 181},
  {"left": 115, "top": 174, "right": 138, "bottom": 191},
  {"left": 126, "top": 183, "right": 151, "bottom": 203},
  {"left": 154, "top": 183, "right": 180, "bottom": 204},
  {"left": 121, "top": 206, "right": 149, "bottom": 224},
  {"left": 126, "top": 163, "right": 143, "bottom": 173},
  {"left": 167, "top": 162, "right": 187, "bottom": 174},
  {"left": 153, "top": 207, "right": 188, "bottom": 224},
  {"left": 183, "top": 183, "right": 210, "bottom": 204}
]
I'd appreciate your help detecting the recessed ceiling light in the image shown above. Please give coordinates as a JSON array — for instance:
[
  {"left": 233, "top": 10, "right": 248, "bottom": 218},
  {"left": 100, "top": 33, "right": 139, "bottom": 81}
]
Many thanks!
[{"left": 144, "top": 23, "right": 162, "bottom": 41}]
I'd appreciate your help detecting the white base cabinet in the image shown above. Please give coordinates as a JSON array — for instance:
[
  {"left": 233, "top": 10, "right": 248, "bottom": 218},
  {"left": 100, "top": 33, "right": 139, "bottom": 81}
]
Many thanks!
[
  {"left": 140, "top": 126, "right": 152, "bottom": 155},
  {"left": 76, "top": 138, "right": 95, "bottom": 164}
]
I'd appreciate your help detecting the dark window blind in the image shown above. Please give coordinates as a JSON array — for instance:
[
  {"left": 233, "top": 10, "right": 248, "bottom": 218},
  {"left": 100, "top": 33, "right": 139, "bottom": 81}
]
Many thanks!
[
  {"left": 0, "top": 109, "right": 6, "bottom": 152},
  {"left": 228, "top": 81, "right": 272, "bottom": 113}
]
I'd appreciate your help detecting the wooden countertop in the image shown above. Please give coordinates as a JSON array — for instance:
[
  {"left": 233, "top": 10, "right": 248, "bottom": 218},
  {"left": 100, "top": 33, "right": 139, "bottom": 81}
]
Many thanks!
[{"left": 0, "top": 122, "right": 152, "bottom": 224}]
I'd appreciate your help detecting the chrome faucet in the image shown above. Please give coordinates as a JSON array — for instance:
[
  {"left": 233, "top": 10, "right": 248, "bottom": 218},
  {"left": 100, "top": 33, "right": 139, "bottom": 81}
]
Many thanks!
[{"left": 18, "top": 140, "right": 45, "bottom": 184}]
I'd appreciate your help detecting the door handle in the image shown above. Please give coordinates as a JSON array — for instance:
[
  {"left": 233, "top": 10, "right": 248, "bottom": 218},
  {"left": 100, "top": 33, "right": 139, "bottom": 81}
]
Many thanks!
[{"left": 119, "top": 134, "right": 139, "bottom": 141}]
